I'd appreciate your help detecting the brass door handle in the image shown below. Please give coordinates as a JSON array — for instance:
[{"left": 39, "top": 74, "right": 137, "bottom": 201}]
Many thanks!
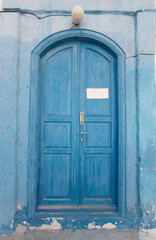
[
  {"left": 80, "top": 112, "right": 84, "bottom": 125},
  {"left": 81, "top": 131, "right": 89, "bottom": 135}
]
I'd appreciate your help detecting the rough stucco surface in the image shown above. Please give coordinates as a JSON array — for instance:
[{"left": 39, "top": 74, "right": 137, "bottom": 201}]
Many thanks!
[
  {"left": 0, "top": 0, "right": 156, "bottom": 235},
  {"left": 1, "top": 0, "right": 155, "bottom": 11}
]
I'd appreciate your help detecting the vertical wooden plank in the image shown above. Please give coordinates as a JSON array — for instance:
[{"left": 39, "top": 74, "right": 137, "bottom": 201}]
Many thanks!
[
  {"left": 71, "top": 42, "right": 79, "bottom": 205},
  {"left": 78, "top": 42, "right": 85, "bottom": 205}
]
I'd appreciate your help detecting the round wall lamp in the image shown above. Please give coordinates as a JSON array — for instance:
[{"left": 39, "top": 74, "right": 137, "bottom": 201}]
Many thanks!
[{"left": 68, "top": 5, "right": 84, "bottom": 29}]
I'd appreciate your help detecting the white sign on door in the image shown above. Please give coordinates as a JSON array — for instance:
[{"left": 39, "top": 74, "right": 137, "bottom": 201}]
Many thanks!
[{"left": 86, "top": 88, "right": 109, "bottom": 99}]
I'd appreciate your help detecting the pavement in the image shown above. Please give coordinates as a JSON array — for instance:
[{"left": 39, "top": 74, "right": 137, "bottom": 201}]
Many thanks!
[{"left": 0, "top": 227, "right": 156, "bottom": 240}]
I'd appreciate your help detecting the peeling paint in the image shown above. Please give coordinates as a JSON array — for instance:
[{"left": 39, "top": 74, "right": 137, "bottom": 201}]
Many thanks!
[
  {"left": 102, "top": 223, "right": 117, "bottom": 229},
  {"left": 22, "top": 221, "right": 28, "bottom": 225},
  {"left": 87, "top": 222, "right": 101, "bottom": 230},
  {"left": 28, "top": 219, "right": 61, "bottom": 230},
  {"left": 151, "top": 201, "right": 155, "bottom": 212},
  {"left": 10, "top": 219, "right": 14, "bottom": 228},
  {"left": 17, "top": 205, "right": 22, "bottom": 211},
  {"left": 40, "top": 217, "right": 65, "bottom": 220},
  {"left": 10, "top": 223, "right": 13, "bottom": 228}
]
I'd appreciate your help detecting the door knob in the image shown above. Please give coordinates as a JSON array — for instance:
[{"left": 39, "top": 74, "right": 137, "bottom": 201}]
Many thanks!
[{"left": 81, "top": 131, "right": 89, "bottom": 135}]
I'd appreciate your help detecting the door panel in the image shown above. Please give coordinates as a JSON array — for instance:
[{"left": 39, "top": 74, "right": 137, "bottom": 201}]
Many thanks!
[
  {"left": 45, "top": 48, "right": 72, "bottom": 116},
  {"left": 84, "top": 154, "right": 111, "bottom": 198},
  {"left": 85, "top": 47, "right": 111, "bottom": 117},
  {"left": 37, "top": 41, "right": 118, "bottom": 212},
  {"left": 44, "top": 154, "right": 71, "bottom": 199},
  {"left": 44, "top": 123, "right": 71, "bottom": 148},
  {"left": 85, "top": 123, "right": 111, "bottom": 148}
]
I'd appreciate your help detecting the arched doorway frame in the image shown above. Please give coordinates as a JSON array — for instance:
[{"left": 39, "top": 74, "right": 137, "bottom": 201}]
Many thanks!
[{"left": 28, "top": 29, "right": 126, "bottom": 218}]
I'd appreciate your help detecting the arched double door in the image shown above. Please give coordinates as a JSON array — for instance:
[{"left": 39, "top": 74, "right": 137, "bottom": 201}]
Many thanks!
[{"left": 36, "top": 40, "right": 118, "bottom": 214}]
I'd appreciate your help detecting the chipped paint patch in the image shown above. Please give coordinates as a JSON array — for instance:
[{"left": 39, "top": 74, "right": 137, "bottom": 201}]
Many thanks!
[
  {"left": 10, "top": 219, "right": 14, "bottom": 228},
  {"left": 102, "top": 223, "right": 117, "bottom": 229},
  {"left": 28, "top": 219, "right": 61, "bottom": 230},
  {"left": 87, "top": 222, "right": 101, "bottom": 230},
  {"left": 22, "top": 221, "right": 29, "bottom": 225},
  {"left": 17, "top": 205, "right": 22, "bottom": 211},
  {"left": 40, "top": 217, "right": 65, "bottom": 220},
  {"left": 151, "top": 201, "right": 155, "bottom": 212}
]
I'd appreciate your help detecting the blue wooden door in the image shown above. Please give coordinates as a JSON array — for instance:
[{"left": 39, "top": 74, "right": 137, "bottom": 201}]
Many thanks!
[{"left": 37, "top": 41, "right": 118, "bottom": 213}]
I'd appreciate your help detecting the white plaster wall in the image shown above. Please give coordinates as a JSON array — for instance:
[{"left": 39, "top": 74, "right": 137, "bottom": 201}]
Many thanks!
[{"left": 1, "top": 0, "right": 155, "bottom": 11}]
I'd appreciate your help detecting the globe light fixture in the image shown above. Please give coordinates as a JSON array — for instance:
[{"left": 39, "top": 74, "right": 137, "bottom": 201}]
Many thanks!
[
  {"left": 68, "top": 5, "right": 84, "bottom": 29},
  {"left": 72, "top": 5, "right": 84, "bottom": 24}
]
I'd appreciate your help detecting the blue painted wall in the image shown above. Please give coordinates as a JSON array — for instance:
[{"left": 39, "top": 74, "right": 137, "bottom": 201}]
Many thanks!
[{"left": 0, "top": 0, "right": 156, "bottom": 233}]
